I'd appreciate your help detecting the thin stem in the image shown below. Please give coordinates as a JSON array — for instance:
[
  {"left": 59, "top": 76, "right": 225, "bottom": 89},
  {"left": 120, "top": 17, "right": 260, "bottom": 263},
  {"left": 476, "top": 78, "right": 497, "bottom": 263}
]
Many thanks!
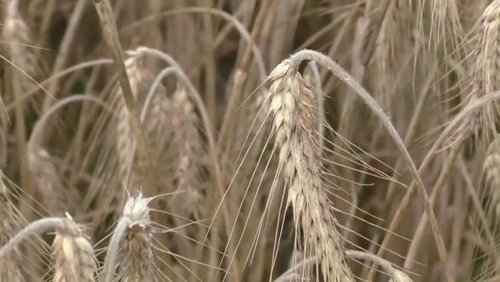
[
  {"left": 121, "top": 7, "right": 266, "bottom": 81},
  {"left": 43, "top": 0, "right": 87, "bottom": 111},
  {"left": 101, "top": 216, "right": 131, "bottom": 282},
  {"left": 92, "top": 0, "right": 155, "bottom": 194},
  {"left": 29, "top": 95, "right": 110, "bottom": 151},
  {"left": 404, "top": 142, "right": 462, "bottom": 269}
]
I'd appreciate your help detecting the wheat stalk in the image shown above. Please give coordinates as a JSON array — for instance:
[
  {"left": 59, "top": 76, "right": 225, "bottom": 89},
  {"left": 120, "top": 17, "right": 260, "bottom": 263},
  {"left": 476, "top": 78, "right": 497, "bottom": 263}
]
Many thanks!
[
  {"left": 114, "top": 53, "right": 148, "bottom": 190},
  {"left": 267, "top": 59, "right": 354, "bottom": 281},
  {"left": 92, "top": 0, "right": 155, "bottom": 194}
]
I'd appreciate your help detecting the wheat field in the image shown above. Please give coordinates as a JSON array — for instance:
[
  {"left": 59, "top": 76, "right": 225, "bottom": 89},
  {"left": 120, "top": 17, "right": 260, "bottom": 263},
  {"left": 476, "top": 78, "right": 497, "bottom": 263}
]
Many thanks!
[{"left": 0, "top": 0, "right": 499, "bottom": 281}]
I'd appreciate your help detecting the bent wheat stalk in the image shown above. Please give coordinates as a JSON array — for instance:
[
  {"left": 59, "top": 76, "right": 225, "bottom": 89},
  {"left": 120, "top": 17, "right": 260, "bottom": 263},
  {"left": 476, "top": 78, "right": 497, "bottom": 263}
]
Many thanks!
[{"left": 282, "top": 49, "right": 452, "bottom": 281}]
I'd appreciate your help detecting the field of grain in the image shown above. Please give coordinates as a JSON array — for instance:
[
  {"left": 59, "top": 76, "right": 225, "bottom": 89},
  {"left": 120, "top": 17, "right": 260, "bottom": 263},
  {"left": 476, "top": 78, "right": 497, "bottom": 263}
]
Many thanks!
[{"left": 0, "top": 0, "right": 499, "bottom": 281}]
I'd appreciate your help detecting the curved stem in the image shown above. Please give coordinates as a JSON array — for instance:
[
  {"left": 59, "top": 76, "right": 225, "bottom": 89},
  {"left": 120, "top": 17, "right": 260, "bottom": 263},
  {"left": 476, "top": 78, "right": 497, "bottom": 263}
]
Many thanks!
[
  {"left": 0, "top": 217, "right": 66, "bottom": 261},
  {"left": 141, "top": 66, "right": 177, "bottom": 122},
  {"left": 101, "top": 216, "right": 131, "bottom": 282},
  {"left": 29, "top": 95, "right": 110, "bottom": 150},
  {"left": 122, "top": 7, "right": 267, "bottom": 81},
  {"left": 6, "top": 59, "right": 113, "bottom": 112},
  {"left": 373, "top": 91, "right": 500, "bottom": 279}
]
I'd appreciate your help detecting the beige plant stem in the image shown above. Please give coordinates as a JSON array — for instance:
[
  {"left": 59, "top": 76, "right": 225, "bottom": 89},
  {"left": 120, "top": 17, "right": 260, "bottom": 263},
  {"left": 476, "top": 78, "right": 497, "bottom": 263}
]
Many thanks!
[{"left": 92, "top": 0, "right": 155, "bottom": 194}]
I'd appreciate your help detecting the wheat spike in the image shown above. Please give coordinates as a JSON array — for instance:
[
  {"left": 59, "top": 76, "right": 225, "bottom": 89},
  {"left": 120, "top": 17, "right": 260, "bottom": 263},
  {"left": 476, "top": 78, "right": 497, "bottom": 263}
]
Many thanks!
[
  {"left": 52, "top": 214, "right": 96, "bottom": 282},
  {"left": 471, "top": 0, "right": 500, "bottom": 138},
  {"left": 115, "top": 51, "right": 172, "bottom": 192},
  {"left": 27, "top": 146, "right": 68, "bottom": 215},
  {"left": 115, "top": 54, "right": 145, "bottom": 189},
  {"left": 267, "top": 59, "right": 354, "bottom": 282},
  {"left": 116, "top": 193, "right": 157, "bottom": 282},
  {"left": 100, "top": 194, "right": 158, "bottom": 282},
  {"left": 168, "top": 84, "right": 204, "bottom": 218},
  {"left": 2, "top": 0, "right": 37, "bottom": 89},
  {"left": 389, "top": 270, "right": 413, "bottom": 282}
]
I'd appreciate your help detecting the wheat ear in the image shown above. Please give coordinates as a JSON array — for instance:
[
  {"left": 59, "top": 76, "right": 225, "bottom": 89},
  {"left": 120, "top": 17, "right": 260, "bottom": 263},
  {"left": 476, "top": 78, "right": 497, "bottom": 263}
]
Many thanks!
[
  {"left": 267, "top": 59, "right": 354, "bottom": 281},
  {"left": 278, "top": 49, "right": 453, "bottom": 281},
  {"left": 2, "top": 0, "right": 37, "bottom": 87},
  {"left": 52, "top": 214, "right": 96, "bottom": 282},
  {"left": 114, "top": 53, "right": 147, "bottom": 190},
  {"left": 92, "top": 0, "right": 155, "bottom": 193},
  {"left": 469, "top": 0, "right": 500, "bottom": 139},
  {"left": 168, "top": 84, "right": 204, "bottom": 218},
  {"left": 101, "top": 193, "right": 157, "bottom": 282}
]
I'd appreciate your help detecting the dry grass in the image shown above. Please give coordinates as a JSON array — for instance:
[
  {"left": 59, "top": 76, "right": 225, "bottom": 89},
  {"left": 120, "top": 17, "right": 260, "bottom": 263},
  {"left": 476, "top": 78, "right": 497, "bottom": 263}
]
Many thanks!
[{"left": 0, "top": 0, "right": 500, "bottom": 281}]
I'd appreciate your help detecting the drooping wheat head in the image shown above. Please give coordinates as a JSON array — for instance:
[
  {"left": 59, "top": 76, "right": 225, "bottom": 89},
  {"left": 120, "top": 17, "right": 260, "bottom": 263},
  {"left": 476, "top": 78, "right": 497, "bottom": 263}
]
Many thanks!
[
  {"left": 2, "top": 0, "right": 37, "bottom": 90},
  {"left": 27, "top": 146, "right": 68, "bottom": 215},
  {"left": 117, "top": 193, "right": 158, "bottom": 282},
  {"left": 115, "top": 50, "right": 173, "bottom": 194},
  {"left": 168, "top": 84, "right": 204, "bottom": 219},
  {"left": 266, "top": 59, "right": 354, "bottom": 281},
  {"left": 52, "top": 214, "right": 96, "bottom": 282},
  {"left": 468, "top": 0, "right": 500, "bottom": 140}
]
